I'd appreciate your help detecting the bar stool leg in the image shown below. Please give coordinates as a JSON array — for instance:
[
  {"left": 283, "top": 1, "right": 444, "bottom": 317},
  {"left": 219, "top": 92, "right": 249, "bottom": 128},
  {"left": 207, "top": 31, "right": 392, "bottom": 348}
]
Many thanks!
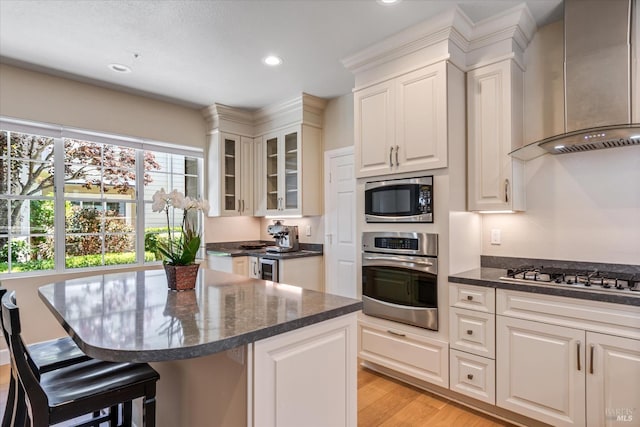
[
  {"left": 1, "top": 374, "right": 16, "bottom": 427},
  {"left": 142, "top": 396, "right": 156, "bottom": 427},
  {"left": 122, "top": 401, "right": 132, "bottom": 426}
]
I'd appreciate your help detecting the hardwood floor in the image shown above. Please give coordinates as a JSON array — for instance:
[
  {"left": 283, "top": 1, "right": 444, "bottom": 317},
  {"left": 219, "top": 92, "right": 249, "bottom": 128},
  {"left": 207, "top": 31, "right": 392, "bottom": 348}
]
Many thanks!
[
  {"left": 358, "top": 366, "right": 515, "bottom": 427},
  {"left": 0, "top": 364, "right": 513, "bottom": 426}
]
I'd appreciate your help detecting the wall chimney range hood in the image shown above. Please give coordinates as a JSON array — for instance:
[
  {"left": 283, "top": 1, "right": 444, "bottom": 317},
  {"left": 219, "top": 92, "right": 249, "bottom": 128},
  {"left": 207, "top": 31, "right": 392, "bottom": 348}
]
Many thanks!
[{"left": 510, "top": 0, "right": 640, "bottom": 161}]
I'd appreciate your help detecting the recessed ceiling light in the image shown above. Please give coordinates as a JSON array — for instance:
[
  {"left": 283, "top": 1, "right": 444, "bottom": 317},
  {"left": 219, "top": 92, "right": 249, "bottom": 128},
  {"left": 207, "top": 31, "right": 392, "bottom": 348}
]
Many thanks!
[
  {"left": 263, "top": 55, "right": 283, "bottom": 66},
  {"left": 108, "top": 63, "right": 131, "bottom": 73},
  {"left": 377, "top": 0, "right": 401, "bottom": 5}
]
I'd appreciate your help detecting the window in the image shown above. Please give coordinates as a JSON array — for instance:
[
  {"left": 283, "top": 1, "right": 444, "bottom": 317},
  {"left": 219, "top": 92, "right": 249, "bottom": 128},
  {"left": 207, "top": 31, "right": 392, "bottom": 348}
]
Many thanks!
[{"left": 0, "top": 120, "right": 203, "bottom": 276}]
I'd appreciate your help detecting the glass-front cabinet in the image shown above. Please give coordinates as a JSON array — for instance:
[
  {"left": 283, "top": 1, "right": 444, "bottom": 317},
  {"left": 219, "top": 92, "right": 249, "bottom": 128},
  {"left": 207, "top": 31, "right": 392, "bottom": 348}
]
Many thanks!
[
  {"left": 207, "top": 131, "right": 253, "bottom": 217},
  {"left": 262, "top": 127, "right": 300, "bottom": 215}
]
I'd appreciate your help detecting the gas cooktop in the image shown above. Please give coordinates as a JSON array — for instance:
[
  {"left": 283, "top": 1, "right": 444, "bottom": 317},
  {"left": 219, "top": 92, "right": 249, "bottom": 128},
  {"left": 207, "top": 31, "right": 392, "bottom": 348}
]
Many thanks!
[{"left": 500, "top": 266, "right": 640, "bottom": 295}]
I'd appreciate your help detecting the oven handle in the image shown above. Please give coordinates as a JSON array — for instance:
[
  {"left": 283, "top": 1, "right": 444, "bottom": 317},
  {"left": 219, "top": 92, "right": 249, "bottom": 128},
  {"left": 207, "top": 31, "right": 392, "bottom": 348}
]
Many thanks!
[
  {"left": 362, "top": 255, "right": 437, "bottom": 274},
  {"left": 363, "top": 255, "right": 434, "bottom": 266}
]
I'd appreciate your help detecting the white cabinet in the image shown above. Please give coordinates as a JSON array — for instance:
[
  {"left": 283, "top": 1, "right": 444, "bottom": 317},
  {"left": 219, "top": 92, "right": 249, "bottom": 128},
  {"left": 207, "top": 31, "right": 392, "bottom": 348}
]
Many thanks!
[
  {"left": 253, "top": 313, "right": 357, "bottom": 427},
  {"left": 496, "top": 289, "right": 640, "bottom": 427},
  {"left": 207, "top": 131, "right": 254, "bottom": 216},
  {"left": 448, "top": 283, "right": 496, "bottom": 404},
  {"left": 586, "top": 332, "right": 640, "bottom": 427},
  {"left": 496, "top": 315, "right": 586, "bottom": 427},
  {"left": 358, "top": 319, "right": 449, "bottom": 388},
  {"left": 248, "top": 256, "right": 261, "bottom": 279},
  {"left": 207, "top": 255, "right": 248, "bottom": 276},
  {"left": 258, "top": 124, "right": 322, "bottom": 216},
  {"left": 354, "top": 61, "right": 448, "bottom": 178},
  {"left": 450, "top": 349, "right": 496, "bottom": 405},
  {"left": 278, "top": 256, "right": 323, "bottom": 292},
  {"left": 467, "top": 59, "right": 525, "bottom": 211}
]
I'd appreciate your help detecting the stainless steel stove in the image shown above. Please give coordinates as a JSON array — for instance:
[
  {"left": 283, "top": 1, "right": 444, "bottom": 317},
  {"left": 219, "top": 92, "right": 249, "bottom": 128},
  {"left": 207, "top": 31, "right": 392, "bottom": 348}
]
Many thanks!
[{"left": 500, "top": 266, "right": 640, "bottom": 295}]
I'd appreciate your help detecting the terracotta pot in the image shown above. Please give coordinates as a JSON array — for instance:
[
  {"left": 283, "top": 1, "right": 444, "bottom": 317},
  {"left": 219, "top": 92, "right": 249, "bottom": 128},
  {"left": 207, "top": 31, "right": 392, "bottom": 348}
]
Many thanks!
[{"left": 164, "top": 263, "right": 200, "bottom": 291}]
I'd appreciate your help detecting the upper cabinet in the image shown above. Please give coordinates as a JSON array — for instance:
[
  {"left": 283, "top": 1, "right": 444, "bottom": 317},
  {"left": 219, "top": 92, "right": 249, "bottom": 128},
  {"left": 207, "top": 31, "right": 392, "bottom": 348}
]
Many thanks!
[
  {"left": 206, "top": 131, "right": 254, "bottom": 216},
  {"left": 259, "top": 124, "right": 322, "bottom": 216},
  {"left": 467, "top": 60, "right": 525, "bottom": 212},
  {"left": 203, "top": 105, "right": 255, "bottom": 217},
  {"left": 204, "top": 94, "right": 325, "bottom": 217},
  {"left": 354, "top": 61, "right": 448, "bottom": 178}
]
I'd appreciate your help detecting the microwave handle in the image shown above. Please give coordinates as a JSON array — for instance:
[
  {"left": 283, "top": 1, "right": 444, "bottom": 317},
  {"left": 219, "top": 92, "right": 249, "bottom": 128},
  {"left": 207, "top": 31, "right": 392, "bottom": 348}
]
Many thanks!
[{"left": 363, "top": 254, "right": 434, "bottom": 267}]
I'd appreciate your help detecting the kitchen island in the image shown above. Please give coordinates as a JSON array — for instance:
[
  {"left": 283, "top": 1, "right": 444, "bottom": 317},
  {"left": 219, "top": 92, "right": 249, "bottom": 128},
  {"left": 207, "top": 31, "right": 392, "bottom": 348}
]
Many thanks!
[{"left": 38, "top": 267, "right": 362, "bottom": 427}]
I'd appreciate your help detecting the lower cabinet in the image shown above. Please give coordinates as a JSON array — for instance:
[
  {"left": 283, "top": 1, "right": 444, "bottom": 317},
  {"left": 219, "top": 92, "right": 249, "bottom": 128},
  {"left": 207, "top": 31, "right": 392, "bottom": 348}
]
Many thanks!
[
  {"left": 450, "top": 349, "right": 495, "bottom": 404},
  {"left": 208, "top": 255, "right": 249, "bottom": 276},
  {"left": 253, "top": 313, "right": 357, "bottom": 427},
  {"left": 278, "top": 256, "right": 323, "bottom": 292},
  {"left": 358, "top": 319, "right": 449, "bottom": 388},
  {"left": 496, "top": 290, "right": 640, "bottom": 427},
  {"left": 586, "top": 332, "right": 640, "bottom": 427},
  {"left": 496, "top": 315, "right": 586, "bottom": 427}
]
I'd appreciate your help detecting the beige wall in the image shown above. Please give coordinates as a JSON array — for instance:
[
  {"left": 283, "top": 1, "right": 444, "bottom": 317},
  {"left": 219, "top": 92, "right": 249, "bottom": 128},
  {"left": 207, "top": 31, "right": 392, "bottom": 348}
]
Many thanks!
[
  {"left": 205, "top": 216, "right": 261, "bottom": 242},
  {"left": 259, "top": 216, "right": 324, "bottom": 244},
  {"left": 323, "top": 93, "right": 354, "bottom": 152},
  {"left": 0, "top": 63, "right": 207, "bottom": 148},
  {"left": 481, "top": 21, "right": 640, "bottom": 265}
]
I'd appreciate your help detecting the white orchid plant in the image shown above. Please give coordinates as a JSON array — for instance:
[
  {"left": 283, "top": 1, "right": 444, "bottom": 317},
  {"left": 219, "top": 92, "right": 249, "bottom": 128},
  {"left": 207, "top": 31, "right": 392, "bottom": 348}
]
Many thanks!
[{"left": 151, "top": 188, "right": 209, "bottom": 266}]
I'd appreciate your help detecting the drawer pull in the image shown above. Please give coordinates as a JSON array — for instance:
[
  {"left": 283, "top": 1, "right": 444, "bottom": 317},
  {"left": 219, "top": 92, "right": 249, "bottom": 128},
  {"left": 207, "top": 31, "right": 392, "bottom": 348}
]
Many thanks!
[
  {"left": 467, "top": 374, "right": 474, "bottom": 380},
  {"left": 466, "top": 330, "right": 473, "bottom": 335},
  {"left": 466, "top": 295, "right": 473, "bottom": 301},
  {"left": 387, "top": 330, "right": 406, "bottom": 338}
]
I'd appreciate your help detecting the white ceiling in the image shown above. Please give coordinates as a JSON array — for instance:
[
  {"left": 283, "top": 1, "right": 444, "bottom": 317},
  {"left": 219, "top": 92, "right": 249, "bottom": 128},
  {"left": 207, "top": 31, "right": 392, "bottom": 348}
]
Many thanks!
[{"left": 0, "top": 0, "right": 563, "bottom": 110}]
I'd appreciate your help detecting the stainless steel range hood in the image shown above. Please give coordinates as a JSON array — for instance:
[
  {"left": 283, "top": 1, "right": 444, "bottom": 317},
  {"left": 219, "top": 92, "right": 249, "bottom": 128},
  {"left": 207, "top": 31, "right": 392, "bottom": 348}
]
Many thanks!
[{"left": 510, "top": 0, "right": 640, "bottom": 161}]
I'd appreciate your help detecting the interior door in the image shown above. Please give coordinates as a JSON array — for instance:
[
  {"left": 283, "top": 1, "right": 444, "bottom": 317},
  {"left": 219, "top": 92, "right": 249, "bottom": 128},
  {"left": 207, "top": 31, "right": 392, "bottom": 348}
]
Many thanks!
[{"left": 324, "top": 147, "right": 356, "bottom": 298}]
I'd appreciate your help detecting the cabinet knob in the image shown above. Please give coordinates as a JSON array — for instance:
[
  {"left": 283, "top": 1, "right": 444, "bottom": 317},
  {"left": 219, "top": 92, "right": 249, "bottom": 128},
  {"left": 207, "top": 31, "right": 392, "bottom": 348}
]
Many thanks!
[
  {"left": 467, "top": 374, "right": 474, "bottom": 380},
  {"left": 466, "top": 330, "right": 473, "bottom": 335},
  {"left": 467, "top": 295, "right": 473, "bottom": 301}
]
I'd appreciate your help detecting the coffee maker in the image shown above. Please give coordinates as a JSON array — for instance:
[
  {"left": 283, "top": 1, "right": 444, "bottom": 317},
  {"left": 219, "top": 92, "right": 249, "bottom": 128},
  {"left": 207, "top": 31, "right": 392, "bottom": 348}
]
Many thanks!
[{"left": 266, "top": 220, "right": 300, "bottom": 253}]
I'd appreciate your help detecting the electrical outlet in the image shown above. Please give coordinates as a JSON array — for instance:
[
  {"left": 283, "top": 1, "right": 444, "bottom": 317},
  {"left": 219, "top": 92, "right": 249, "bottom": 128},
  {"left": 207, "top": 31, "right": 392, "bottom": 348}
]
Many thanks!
[
  {"left": 227, "top": 346, "right": 244, "bottom": 365},
  {"left": 305, "top": 225, "right": 311, "bottom": 236},
  {"left": 490, "top": 229, "right": 501, "bottom": 245}
]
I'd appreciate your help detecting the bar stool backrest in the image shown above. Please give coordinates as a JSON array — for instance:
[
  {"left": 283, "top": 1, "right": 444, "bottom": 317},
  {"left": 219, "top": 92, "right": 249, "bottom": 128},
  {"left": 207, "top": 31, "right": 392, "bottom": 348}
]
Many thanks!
[{"left": 1, "top": 291, "right": 49, "bottom": 419}]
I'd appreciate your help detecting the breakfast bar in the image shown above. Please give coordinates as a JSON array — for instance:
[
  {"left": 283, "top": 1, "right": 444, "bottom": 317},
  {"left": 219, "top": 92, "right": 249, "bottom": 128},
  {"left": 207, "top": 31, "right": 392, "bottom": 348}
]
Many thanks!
[{"left": 38, "top": 267, "right": 362, "bottom": 427}]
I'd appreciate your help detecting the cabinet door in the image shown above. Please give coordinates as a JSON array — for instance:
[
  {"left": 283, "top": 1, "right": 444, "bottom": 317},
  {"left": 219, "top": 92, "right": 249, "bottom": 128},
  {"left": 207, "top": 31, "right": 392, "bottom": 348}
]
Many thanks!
[
  {"left": 219, "top": 133, "right": 242, "bottom": 216},
  {"left": 248, "top": 256, "right": 261, "bottom": 279},
  {"left": 253, "top": 314, "right": 357, "bottom": 427},
  {"left": 354, "top": 81, "right": 394, "bottom": 178},
  {"left": 281, "top": 128, "right": 300, "bottom": 214},
  {"left": 263, "top": 132, "right": 280, "bottom": 215},
  {"left": 496, "top": 315, "right": 586, "bottom": 427},
  {"left": 586, "top": 332, "right": 640, "bottom": 427},
  {"left": 395, "top": 62, "right": 447, "bottom": 172},
  {"left": 239, "top": 136, "right": 254, "bottom": 216},
  {"left": 467, "top": 60, "right": 524, "bottom": 211}
]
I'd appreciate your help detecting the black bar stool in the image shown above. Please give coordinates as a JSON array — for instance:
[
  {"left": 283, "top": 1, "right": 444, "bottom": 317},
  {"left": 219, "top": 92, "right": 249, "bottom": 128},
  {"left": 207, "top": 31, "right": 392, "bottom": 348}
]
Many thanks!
[
  {"left": 0, "top": 287, "right": 92, "bottom": 427},
  {"left": 2, "top": 290, "right": 160, "bottom": 427}
]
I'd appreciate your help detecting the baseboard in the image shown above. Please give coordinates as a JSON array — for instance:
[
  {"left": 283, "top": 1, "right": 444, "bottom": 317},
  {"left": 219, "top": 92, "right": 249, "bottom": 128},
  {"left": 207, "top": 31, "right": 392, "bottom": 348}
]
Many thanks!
[{"left": 0, "top": 348, "right": 8, "bottom": 366}]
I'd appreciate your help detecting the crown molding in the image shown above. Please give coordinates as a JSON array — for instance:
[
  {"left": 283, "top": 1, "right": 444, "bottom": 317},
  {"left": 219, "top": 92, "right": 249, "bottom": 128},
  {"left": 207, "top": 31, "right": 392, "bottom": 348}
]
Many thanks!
[
  {"left": 203, "top": 93, "right": 327, "bottom": 136},
  {"left": 342, "top": 3, "right": 537, "bottom": 76}
]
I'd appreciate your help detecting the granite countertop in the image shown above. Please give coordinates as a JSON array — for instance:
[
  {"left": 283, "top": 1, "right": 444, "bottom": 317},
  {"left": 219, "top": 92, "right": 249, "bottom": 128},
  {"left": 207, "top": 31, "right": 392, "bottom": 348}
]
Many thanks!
[
  {"left": 38, "top": 268, "right": 361, "bottom": 363},
  {"left": 206, "top": 241, "right": 323, "bottom": 260},
  {"left": 207, "top": 248, "right": 323, "bottom": 260},
  {"left": 449, "top": 267, "right": 640, "bottom": 307}
]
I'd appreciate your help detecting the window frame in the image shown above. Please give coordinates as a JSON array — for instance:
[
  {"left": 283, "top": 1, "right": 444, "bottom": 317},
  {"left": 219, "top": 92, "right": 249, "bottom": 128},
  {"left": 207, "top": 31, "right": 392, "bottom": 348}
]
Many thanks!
[{"left": 0, "top": 117, "right": 204, "bottom": 278}]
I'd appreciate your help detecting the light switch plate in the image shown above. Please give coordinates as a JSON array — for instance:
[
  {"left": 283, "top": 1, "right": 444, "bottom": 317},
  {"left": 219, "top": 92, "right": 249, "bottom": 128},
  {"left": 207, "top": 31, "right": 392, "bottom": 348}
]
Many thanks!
[{"left": 490, "top": 229, "right": 501, "bottom": 245}]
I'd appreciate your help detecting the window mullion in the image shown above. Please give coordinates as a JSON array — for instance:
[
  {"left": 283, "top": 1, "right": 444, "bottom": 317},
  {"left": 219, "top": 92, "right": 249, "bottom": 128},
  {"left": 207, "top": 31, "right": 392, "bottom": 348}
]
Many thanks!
[
  {"left": 136, "top": 150, "right": 145, "bottom": 264},
  {"left": 53, "top": 137, "right": 65, "bottom": 271}
]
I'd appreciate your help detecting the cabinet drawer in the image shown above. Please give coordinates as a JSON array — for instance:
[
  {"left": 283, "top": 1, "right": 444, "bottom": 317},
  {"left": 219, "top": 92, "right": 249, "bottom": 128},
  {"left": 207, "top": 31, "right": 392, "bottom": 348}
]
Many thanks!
[
  {"left": 359, "top": 322, "right": 448, "bottom": 388},
  {"left": 450, "top": 349, "right": 496, "bottom": 405},
  {"left": 449, "top": 283, "right": 495, "bottom": 313},
  {"left": 450, "top": 307, "right": 495, "bottom": 358}
]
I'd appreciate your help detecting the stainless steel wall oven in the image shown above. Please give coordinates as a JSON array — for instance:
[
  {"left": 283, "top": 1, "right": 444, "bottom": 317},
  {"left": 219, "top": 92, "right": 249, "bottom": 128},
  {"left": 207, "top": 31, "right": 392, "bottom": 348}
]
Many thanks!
[{"left": 362, "top": 231, "right": 438, "bottom": 331}]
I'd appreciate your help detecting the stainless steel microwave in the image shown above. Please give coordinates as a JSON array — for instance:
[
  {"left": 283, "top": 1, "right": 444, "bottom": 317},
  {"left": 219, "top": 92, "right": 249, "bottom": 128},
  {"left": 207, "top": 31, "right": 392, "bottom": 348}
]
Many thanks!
[{"left": 364, "top": 176, "right": 433, "bottom": 223}]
